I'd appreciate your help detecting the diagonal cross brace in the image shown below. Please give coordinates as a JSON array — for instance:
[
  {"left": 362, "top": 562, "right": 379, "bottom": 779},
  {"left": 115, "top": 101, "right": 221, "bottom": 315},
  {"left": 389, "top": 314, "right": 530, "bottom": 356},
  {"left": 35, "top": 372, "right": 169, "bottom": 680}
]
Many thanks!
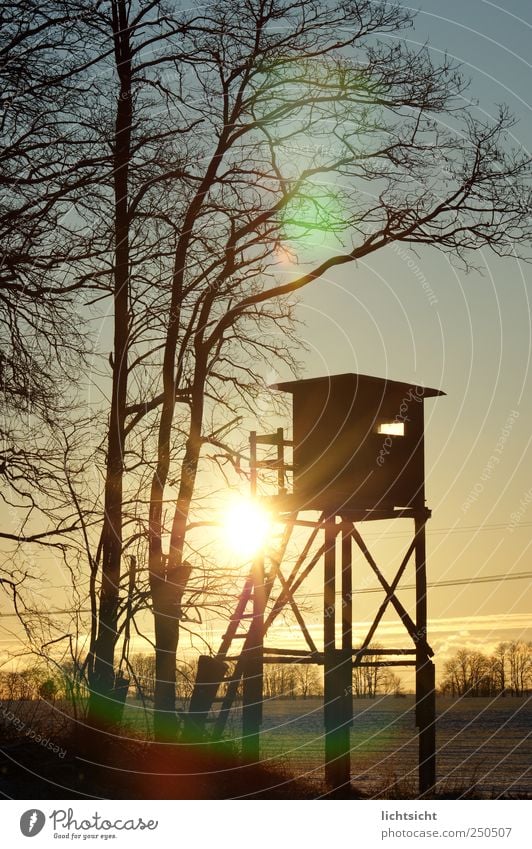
[
  {"left": 276, "top": 567, "right": 319, "bottom": 655},
  {"left": 351, "top": 525, "right": 433, "bottom": 658},
  {"left": 263, "top": 512, "right": 326, "bottom": 632},
  {"left": 355, "top": 536, "right": 416, "bottom": 663}
]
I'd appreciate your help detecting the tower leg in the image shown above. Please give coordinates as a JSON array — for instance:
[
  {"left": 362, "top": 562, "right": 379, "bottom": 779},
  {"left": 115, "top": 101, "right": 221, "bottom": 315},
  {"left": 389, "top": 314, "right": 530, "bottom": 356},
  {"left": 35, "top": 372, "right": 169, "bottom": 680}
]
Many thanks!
[
  {"left": 323, "top": 519, "right": 352, "bottom": 790},
  {"left": 415, "top": 516, "right": 436, "bottom": 794},
  {"left": 417, "top": 658, "right": 436, "bottom": 795},
  {"left": 184, "top": 655, "right": 227, "bottom": 739},
  {"left": 242, "top": 553, "right": 264, "bottom": 761},
  {"left": 324, "top": 649, "right": 352, "bottom": 789},
  {"left": 242, "top": 649, "right": 261, "bottom": 761}
]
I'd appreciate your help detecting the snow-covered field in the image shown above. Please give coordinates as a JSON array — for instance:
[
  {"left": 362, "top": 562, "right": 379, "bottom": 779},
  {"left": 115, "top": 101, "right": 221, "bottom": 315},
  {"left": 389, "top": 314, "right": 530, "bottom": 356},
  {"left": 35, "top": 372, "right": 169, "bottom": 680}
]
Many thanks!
[
  {"left": 1, "top": 694, "right": 529, "bottom": 797},
  {"left": 229, "top": 694, "right": 531, "bottom": 797}
]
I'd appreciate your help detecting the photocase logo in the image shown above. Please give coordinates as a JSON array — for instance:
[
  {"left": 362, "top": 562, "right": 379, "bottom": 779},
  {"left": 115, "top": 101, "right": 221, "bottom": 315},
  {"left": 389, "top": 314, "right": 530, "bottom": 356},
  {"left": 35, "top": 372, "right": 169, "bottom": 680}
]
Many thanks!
[{"left": 20, "top": 810, "right": 46, "bottom": 837}]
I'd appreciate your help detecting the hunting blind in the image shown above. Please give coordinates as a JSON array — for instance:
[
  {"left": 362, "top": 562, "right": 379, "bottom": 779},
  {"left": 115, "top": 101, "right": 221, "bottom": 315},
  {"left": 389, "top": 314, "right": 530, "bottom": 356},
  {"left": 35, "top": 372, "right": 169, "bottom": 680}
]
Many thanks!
[
  {"left": 185, "top": 372, "right": 444, "bottom": 794},
  {"left": 273, "top": 373, "right": 443, "bottom": 512}
]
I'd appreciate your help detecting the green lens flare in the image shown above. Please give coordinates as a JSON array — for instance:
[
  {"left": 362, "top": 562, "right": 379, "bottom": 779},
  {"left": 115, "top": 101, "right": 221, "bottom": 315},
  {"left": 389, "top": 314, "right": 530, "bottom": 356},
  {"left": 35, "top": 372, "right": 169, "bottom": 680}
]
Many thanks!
[{"left": 280, "top": 183, "right": 346, "bottom": 251}]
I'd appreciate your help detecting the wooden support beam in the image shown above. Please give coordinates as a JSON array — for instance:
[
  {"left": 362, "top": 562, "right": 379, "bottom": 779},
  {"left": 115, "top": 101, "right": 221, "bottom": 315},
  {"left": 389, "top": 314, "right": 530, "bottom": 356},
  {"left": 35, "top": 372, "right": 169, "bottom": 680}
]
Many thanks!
[
  {"left": 249, "top": 431, "right": 257, "bottom": 496},
  {"left": 355, "top": 536, "right": 417, "bottom": 662},
  {"left": 356, "top": 660, "right": 417, "bottom": 668},
  {"left": 242, "top": 552, "right": 265, "bottom": 762},
  {"left": 213, "top": 526, "right": 298, "bottom": 738},
  {"left": 415, "top": 515, "right": 436, "bottom": 795},
  {"left": 264, "top": 518, "right": 326, "bottom": 632},
  {"left": 276, "top": 426, "right": 285, "bottom": 493},
  {"left": 351, "top": 525, "right": 433, "bottom": 657},
  {"left": 341, "top": 522, "right": 353, "bottom": 653},
  {"left": 261, "top": 647, "right": 416, "bottom": 657},
  {"left": 253, "top": 432, "right": 293, "bottom": 446},
  {"left": 184, "top": 655, "right": 228, "bottom": 738},
  {"left": 262, "top": 646, "right": 317, "bottom": 656},
  {"left": 323, "top": 519, "right": 351, "bottom": 790},
  {"left": 276, "top": 568, "right": 319, "bottom": 654},
  {"left": 324, "top": 519, "right": 336, "bottom": 654},
  {"left": 218, "top": 576, "right": 254, "bottom": 658},
  {"left": 417, "top": 658, "right": 436, "bottom": 794},
  {"left": 263, "top": 518, "right": 296, "bottom": 601}
]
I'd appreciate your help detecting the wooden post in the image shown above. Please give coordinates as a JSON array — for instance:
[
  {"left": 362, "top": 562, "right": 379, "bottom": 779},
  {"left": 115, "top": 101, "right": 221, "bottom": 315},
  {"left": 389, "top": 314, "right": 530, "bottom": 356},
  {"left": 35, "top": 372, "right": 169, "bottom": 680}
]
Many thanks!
[
  {"left": 415, "top": 515, "right": 436, "bottom": 794},
  {"left": 242, "top": 551, "right": 264, "bottom": 761},
  {"left": 276, "top": 426, "right": 285, "bottom": 494},
  {"left": 323, "top": 518, "right": 336, "bottom": 785},
  {"left": 339, "top": 522, "right": 353, "bottom": 781},
  {"left": 341, "top": 523, "right": 352, "bottom": 654},
  {"left": 323, "top": 517, "right": 351, "bottom": 789},
  {"left": 249, "top": 431, "right": 257, "bottom": 496},
  {"left": 242, "top": 431, "right": 263, "bottom": 760},
  {"left": 417, "top": 657, "right": 436, "bottom": 795},
  {"left": 185, "top": 655, "right": 227, "bottom": 738}
]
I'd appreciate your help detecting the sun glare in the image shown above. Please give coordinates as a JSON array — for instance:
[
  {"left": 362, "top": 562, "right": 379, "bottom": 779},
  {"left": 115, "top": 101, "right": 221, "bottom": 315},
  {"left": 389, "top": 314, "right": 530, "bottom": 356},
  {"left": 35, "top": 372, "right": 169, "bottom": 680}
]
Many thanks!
[
  {"left": 275, "top": 244, "right": 295, "bottom": 264},
  {"left": 222, "top": 498, "right": 271, "bottom": 559}
]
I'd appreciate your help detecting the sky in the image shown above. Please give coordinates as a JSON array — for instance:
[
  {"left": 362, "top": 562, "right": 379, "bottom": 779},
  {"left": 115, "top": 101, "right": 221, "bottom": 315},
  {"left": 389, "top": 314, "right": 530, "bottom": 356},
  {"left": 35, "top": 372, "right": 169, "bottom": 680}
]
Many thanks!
[
  {"left": 252, "top": 0, "right": 532, "bottom": 675},
  {"left": 1, "top": 0, "right": 531, "bottom": 682}
]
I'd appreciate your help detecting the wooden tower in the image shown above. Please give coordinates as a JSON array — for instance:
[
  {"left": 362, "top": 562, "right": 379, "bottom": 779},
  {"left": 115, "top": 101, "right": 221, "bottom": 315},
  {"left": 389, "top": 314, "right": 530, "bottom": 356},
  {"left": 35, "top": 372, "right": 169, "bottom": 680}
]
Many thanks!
[{"left": 186, "top": 372, "right": 444, "bottom": 794}]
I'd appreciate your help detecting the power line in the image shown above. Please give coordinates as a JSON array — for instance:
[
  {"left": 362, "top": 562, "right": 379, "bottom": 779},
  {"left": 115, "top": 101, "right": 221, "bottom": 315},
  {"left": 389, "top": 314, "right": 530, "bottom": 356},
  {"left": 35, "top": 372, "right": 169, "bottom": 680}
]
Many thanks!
[
  {"left": 302, "top": 570, "right": 532, "bottom": 598},
  {"left": 354, "top": 570, "right": 532, "bottom": 595},
  {"left": 0, "top": 571, "right": 531, "bottom": 617}
]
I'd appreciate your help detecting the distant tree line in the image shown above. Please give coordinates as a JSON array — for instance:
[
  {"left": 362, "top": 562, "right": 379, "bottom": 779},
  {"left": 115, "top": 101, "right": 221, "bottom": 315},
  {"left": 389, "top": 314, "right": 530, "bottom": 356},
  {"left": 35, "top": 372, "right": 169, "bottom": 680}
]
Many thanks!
[
  {"left": 0, "top": 652, "right": 406, "bottom": 708},
  {"left": 125, "top": 655, "right": 404, "bottom": 703},
  {"left": 262, "top": 664, "right": 322, "bottom": 699},
  {"left": 127, "top": 655, "right": 197, "bottom": 704},
  {"left": 352, "top": 664, "right": 404, "bottom": 699},
  {"left": 439, "top": 642, "right": 532, "bottom": 697},
  {"left": 0, "top": 668, "right": 58, "bottom": 702},
  {"left": 5, "top": 641, "right": 530, "bottom": 714},
  {"left": 0, "top": 663, "right": 89, "bottom": 705},
  {"left": 127, "top": 656, "right": 324, "bottom": 703}
]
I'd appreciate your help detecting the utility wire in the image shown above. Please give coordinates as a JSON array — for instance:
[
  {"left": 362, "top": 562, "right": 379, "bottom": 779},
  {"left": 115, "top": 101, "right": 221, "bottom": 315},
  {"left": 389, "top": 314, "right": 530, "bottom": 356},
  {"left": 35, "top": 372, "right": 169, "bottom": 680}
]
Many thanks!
[
  {"left": 302, "top": 570, "right": 532, "bottom": 598},
  {"left": 1, "top": 571, "right": 531, "bottom": 617}
]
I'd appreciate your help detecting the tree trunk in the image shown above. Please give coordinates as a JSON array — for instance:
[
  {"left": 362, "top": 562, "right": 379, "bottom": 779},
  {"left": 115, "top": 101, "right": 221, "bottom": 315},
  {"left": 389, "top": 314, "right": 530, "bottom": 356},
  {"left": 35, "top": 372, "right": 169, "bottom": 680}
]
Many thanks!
[
  {"left": 146, "top": 116, "right": 231, "bottom": 741},
  {"left": 87, "top": 0, "right": 132, "bottom": 728},
  {"left": 151, "top": 559, "right": 192, "bottom": 739},
  {"left": 150, "top": 367, "right": 204, "bottom": 739}
]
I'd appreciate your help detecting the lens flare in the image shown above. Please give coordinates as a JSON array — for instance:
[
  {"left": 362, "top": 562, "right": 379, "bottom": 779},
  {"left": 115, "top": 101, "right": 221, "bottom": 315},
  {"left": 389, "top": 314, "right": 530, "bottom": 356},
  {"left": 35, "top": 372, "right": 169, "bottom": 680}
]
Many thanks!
[
  {"left": 280, "top": 182, "right": 345, "bottom": 252},
  {"left": 222, "top": 498, "right": 271, "bottom": 559}
]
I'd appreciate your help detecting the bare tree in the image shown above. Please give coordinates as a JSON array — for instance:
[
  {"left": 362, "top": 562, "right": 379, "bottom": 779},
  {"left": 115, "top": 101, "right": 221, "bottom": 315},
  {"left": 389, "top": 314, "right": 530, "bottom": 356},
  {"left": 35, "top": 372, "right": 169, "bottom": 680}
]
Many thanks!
[
  {"left": 293, "top": 664, "right": 322, "bottom": 699},
  {"left": 77, "top": 0, "right": 532, "bottom": 736},
  {"left": 490, "top": 642, "right": 509, "bottom": 696},
  {"left": 440, "top": 644, "right": 532, "bottom": 698},
  {"left": 0, "top": 0, "right": 102, "bottom": 448},
  {"left": 0, "top": 1, "right": 104, "bottom": 634},
  {"left": 441, "top": 649, "right": 491, "bottom": 697},
  {"left": 5, "top": 1, "right": 532, "bottom": 743},
  {"left": 507, "top": 641, "right": 532, "bottom": 697}
]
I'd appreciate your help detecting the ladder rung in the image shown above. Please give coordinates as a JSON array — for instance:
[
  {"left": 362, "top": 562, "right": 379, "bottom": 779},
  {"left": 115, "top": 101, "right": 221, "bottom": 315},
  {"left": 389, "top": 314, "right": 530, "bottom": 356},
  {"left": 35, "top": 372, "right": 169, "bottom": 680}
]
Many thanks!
[
  {"left": 254, "top": 434, "right": 292, "bottom": 446},
  {"left": 255, "top": 459, "right": 294, "bottom": 470}
]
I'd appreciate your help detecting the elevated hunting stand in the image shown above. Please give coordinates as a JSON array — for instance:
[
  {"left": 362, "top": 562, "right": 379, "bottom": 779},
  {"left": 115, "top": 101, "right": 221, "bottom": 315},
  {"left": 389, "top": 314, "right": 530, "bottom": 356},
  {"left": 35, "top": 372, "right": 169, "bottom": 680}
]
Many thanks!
[{"left": 186, "top": 372, "right": 444, "bottom": 794}]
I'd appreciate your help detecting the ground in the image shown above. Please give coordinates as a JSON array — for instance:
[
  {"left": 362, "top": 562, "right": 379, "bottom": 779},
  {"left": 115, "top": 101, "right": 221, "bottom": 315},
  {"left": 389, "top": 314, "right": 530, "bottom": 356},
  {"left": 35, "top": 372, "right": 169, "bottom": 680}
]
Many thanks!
[{"left": 0, "top": 695, "right": 530, "bottom": 799}]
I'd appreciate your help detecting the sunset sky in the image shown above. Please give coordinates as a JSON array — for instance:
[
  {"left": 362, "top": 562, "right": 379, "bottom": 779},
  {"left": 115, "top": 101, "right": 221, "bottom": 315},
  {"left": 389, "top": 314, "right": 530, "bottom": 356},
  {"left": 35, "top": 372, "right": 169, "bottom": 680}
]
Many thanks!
[
  {"left": 1, "top": 0, "right": 531, "bottom": 685},
  {"left": 239, "top": 0, "right": 532, "bottom": 674}
]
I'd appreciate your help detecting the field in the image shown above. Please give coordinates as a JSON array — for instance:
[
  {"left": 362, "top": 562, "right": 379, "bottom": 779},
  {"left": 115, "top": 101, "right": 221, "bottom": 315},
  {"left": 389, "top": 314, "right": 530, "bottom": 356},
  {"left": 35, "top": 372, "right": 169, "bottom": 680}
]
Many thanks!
[
  {"left": 1, "top": 695, "right": 530, "bottom": 798},
  {"left": 227, "top": 694, "right": 532, "bottom": 797}
]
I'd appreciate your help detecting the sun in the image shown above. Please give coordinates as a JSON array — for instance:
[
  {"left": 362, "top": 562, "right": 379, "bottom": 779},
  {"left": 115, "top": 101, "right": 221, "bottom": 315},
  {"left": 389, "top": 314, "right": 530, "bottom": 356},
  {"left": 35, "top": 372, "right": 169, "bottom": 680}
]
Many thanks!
[{"left": 221, "top": 497, "right": 272, "bottom": 559}]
